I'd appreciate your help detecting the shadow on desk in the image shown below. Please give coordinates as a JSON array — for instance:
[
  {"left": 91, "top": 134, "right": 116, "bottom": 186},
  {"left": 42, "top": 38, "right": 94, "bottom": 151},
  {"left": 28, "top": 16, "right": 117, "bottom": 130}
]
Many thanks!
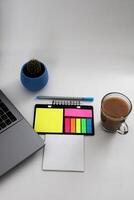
[
  {"left": 2, "top": 79, "right": 49, "bottom": 107},
  {"left": 86, "top": 122, "right": 118, "bottom": 156},
  {"left": 0, "top": 149, "right": 43, "bottom": 184},
  {"left": 2, "top": 80, "right": 35, "bottom": 105}
]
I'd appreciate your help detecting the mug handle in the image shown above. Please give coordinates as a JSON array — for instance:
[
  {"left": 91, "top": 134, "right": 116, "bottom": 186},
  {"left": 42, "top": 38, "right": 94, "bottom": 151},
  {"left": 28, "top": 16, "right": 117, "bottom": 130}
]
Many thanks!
[{"left": 117, "top": 121, "right": 128, "bottom": 135}]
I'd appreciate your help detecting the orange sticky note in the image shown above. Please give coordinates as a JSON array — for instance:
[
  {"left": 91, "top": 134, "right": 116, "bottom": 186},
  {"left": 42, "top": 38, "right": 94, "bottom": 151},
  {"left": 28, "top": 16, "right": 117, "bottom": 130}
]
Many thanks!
[{"left": 71, "top": 118, "right": 76, "bottom": 133}]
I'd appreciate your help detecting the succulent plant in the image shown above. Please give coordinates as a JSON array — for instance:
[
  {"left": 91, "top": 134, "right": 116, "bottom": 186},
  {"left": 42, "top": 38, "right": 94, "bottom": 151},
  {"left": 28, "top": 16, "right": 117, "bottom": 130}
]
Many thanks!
[{"left": 26, "top": 59, "right": 42, "bottom": 77}]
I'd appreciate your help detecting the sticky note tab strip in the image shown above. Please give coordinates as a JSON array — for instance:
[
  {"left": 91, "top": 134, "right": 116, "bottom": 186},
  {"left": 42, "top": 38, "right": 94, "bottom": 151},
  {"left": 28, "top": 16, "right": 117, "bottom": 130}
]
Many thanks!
[
  {"left": 71, "top": 118, "right": 76, "bottom": 133},
  {"left": 81, "top": 119, "right": 86, "bottom": 134},
  {"left": 64, "top": 118, "right": 92, "bottom": 135},
  {"left": 86, "top": 119, "right": 92, "bottom": 134},
  {"left": 76, "top": 119, "right": 81, "bottom": 133},
  {"left": 65, "top": 118, "right": 71, "bottom": 133}
]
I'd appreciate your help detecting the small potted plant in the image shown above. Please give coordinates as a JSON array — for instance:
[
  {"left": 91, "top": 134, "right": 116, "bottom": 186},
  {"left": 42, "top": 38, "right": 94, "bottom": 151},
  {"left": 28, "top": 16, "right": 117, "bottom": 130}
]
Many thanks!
[{"left": 21, "top": 59, "right": 48, "bottom": 91}]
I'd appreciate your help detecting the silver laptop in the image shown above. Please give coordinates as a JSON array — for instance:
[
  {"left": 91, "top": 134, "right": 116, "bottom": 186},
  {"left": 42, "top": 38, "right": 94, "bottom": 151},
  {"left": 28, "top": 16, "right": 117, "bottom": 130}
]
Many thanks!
[{"left": 0, "top": 90, "right": 44, "bottom": 176}]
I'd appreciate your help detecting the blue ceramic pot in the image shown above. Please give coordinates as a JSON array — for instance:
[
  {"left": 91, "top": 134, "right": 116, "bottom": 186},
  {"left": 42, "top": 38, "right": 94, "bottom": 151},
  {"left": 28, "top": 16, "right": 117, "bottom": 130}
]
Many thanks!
[{"left": 20, "top": 62, "right": 48, "bottom": 92}]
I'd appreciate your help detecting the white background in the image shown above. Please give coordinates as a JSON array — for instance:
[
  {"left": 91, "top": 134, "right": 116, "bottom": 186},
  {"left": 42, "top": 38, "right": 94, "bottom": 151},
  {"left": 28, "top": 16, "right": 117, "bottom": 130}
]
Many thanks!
[{"left": 0, "top": 0, "right": 134, "bottom": 199}]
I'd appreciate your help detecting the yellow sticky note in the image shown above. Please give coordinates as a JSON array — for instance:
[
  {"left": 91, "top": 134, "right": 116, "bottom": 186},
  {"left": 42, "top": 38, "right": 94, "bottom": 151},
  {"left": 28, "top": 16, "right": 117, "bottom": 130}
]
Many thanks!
[
  {"left": 34, "top": 108, "right": 63, "bottom": 133},
  {"left": 76, "top": 118, "right": 81, "bottom": 133}
]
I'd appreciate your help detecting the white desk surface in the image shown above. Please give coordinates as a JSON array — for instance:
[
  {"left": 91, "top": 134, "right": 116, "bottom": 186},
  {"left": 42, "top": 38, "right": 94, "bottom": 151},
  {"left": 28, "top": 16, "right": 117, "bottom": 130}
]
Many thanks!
[{"left": 0, "top": 0, "right": 134, "bottom": 199}]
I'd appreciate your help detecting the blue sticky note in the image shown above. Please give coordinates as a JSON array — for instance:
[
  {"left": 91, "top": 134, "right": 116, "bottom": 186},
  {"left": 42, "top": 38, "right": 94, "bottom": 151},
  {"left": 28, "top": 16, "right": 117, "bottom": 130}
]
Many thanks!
[{"left": 86, "top": 119, "right": 92, "bottom": 134}]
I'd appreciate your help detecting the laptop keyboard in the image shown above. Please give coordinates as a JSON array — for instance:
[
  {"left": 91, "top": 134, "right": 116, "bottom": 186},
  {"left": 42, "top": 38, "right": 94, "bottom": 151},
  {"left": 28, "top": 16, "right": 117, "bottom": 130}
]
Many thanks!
[{"left": 0, "top": 99, "right": 17, "bottom": 131}]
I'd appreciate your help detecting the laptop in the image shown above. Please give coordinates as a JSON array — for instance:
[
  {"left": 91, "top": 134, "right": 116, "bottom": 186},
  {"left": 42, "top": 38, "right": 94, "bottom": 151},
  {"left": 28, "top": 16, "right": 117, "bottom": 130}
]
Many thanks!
[{"left": 0, "top": 90, "right": 44, "bottom": 176}]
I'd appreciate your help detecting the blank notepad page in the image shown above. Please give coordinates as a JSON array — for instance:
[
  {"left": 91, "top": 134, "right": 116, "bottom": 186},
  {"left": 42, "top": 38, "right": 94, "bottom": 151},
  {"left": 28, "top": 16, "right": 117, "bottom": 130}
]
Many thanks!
[{"left": 43, "top": 135, "right": 84, "bottom": 172}]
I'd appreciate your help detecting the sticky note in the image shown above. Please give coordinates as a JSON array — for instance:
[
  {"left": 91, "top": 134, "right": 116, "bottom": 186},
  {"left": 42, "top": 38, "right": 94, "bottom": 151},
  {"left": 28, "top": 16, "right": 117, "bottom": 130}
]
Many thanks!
[
  {"left": 71, "top": 118, "right": 76, "bottom": 133},
  {"left": 86, "top": 119, "right": 92, "bottom": 134},
  {"left": 81, "top": 119, "right": 86, "bottom": 134},
  {"left": 76, "top": 118, "right": 81, "bottom": 133},
  {"left": 34, "top": 108, "right": 63, "bottom": 133},
  {"left": 65, "top": 118, "right": 71, "bottom": 133},
  {"left": 64, "top": 109, "right": 92, "bottom": 118}
]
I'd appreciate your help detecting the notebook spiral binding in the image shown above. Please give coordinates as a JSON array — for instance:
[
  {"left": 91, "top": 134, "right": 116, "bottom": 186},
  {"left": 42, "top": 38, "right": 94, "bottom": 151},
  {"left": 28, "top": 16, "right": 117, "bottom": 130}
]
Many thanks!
[{"left": 52, "top": 100, "right": 81, "bottom": 106}]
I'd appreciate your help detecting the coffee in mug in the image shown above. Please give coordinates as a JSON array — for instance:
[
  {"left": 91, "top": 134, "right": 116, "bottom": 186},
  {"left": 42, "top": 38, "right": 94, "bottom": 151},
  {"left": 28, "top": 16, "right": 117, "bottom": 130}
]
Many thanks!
[{"left": 101, "top": 92, "right": 132, "bottom": 134}]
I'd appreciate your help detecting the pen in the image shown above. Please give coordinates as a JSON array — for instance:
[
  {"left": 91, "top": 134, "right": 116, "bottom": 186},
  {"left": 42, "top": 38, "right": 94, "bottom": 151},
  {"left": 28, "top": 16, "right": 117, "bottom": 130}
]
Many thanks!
[{"left": 36, "top": 96, "right": 94, "bottom": 102}]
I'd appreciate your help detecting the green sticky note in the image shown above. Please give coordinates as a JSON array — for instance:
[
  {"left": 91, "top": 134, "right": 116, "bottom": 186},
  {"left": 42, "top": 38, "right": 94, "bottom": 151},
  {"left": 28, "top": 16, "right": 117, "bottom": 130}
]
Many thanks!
[{"left": 81, "top": 119, "right": 86, "bottom": 134}]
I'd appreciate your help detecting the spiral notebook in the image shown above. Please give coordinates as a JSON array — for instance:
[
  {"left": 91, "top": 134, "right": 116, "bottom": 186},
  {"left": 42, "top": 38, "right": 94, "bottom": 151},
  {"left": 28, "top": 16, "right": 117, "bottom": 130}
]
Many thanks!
[{"left": 33, "top": 100, "right": 94, "bottom": 171}]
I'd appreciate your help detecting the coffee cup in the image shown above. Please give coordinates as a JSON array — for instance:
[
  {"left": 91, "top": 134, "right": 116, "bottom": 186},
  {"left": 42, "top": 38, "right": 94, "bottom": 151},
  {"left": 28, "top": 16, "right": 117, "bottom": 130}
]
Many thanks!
[{"left": 101, "top": 92, "right": 132, "bottom": 135}]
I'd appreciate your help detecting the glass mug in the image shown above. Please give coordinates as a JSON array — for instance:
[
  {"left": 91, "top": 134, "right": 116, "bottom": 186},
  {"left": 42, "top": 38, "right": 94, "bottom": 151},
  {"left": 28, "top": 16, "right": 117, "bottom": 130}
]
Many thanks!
[{"left": 101, "top": 92, "right": 132, "bottom": 135}]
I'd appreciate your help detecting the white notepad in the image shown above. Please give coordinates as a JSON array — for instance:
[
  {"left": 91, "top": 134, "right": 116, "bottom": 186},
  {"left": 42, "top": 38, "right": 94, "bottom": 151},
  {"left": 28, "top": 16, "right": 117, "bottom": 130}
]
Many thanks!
[{"left": 42, "top": 135, "right": 84, "bottom": 172}]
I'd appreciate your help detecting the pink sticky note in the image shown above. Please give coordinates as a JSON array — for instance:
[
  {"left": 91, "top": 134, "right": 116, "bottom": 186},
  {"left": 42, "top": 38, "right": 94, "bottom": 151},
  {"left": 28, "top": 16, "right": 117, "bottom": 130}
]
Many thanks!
[
  {"left": 64, "top": 109, "right": 92, "bottom": 118},
  {"left": 65, "top": 118, "right": 71, "bottom": 133}
]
